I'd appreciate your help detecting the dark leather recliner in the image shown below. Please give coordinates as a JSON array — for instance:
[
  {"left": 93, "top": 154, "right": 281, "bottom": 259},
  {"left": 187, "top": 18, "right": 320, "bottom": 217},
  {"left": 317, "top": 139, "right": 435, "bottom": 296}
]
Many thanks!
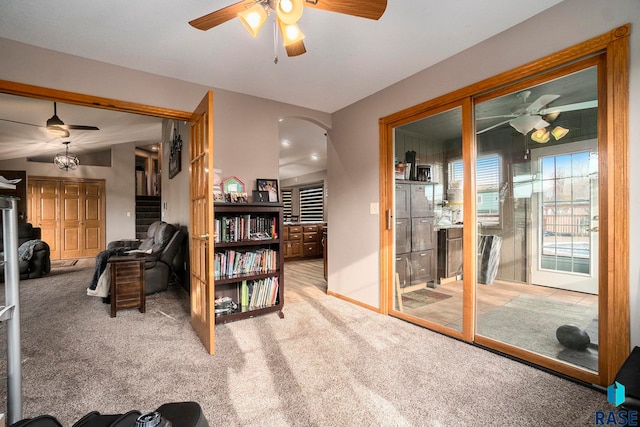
[
  {"left": 107, "top": 221, "right": 186, "bottom": 295},
  {"left": 0, "top": 222, "right": 51, "bottom": 282}
]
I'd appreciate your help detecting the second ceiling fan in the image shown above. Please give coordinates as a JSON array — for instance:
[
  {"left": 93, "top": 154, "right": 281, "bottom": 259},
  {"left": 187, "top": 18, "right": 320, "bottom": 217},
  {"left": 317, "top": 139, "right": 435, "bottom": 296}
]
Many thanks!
[
  {"left": 189, "top": 0, "right": 388, "bottom": 59},
  {"left": 46, "top": 102, "right": 100, "bottom": 137}
]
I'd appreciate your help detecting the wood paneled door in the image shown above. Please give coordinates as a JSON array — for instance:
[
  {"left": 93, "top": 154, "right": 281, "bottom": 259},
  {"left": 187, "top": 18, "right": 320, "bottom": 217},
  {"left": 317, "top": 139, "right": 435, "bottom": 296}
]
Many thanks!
[
  {"left": 189, "top": 91, "right": 216, "bottom": 355},
  {"left": 28, "top": 178, "right": 105, "bottom": 260}
]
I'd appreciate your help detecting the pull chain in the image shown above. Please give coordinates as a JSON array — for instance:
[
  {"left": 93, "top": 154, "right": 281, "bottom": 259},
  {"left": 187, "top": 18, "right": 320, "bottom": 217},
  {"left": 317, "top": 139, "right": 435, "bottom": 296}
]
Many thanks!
[{"left": 273, "top": 18, "right": 279, "bottom": 64}]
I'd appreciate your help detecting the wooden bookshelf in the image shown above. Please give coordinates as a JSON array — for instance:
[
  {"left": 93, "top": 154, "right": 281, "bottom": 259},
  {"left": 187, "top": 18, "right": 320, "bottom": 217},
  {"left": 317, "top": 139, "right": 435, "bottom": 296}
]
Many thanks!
[{"left": 213, "top": 202, "right": 284, "bottom": 324}]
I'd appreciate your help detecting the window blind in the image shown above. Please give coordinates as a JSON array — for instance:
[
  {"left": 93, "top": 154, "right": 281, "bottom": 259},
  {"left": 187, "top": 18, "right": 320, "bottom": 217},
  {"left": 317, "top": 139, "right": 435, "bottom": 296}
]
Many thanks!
[
  {"left": 281, "top": 189, "right": 292, "bottom": 219},
  {"left": 299, "top": 186, "right": 324, "bottom": 223}
]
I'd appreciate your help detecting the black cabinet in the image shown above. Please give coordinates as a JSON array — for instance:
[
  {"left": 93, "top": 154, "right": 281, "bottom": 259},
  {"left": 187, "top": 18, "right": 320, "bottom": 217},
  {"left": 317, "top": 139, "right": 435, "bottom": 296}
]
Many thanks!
[
  {"left": 410, "top": 250, "right": 435, "bottom": 285},
  {"left": 411, "top": 217, "right": 436, "bottom": 251},
  {"left": 396, "top": 218, "right": 411, "bottom": 253},
  {"left": 395, "top": 184, "right": 411, "bottom": 219},
  {"left": 437, "top": 227, "right": 463, "bottom": 281},
  {"left": 395, "top": 182, "right": 437, "bottom": 288}
]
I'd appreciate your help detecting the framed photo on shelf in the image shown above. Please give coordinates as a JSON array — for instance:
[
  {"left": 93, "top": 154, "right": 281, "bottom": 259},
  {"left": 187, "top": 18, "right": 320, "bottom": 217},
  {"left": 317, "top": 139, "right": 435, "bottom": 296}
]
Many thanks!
[
  {"left": 252, "top": 190, "right": 269, "bottom": 203},
  {"left": 226, "top": 192, "right": 248, "bottom": 203},
  {"left": 256, "top": 179, "right": 279, "bottom": 203}
]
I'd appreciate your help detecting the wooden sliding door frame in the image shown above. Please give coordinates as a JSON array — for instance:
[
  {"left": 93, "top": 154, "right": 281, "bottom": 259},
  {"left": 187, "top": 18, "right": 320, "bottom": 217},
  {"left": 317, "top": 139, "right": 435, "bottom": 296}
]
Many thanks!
[{"left": 379, "top": 24, "right": 630, "bottom": 386}]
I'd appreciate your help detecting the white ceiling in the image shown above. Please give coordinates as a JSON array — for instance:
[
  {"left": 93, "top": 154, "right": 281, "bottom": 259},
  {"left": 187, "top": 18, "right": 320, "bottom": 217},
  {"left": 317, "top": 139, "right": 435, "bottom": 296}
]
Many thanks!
[{"left": 0, "top": 0, "right": 565, "bottom": 169}]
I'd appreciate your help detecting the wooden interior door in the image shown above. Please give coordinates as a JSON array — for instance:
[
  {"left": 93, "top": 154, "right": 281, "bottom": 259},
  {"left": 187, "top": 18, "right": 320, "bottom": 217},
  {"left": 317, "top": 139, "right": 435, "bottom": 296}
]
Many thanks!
[
  {"left": 29, "top": 180, "right": 61, "bottom": 259},
  {"left": 82, "top": 181, "right": 104, "bottom": 257},
  {"left": 29, "top": 178, "right": 105, "bottom": 260},
  {"left": 189, "top": 91, "right": 216, "bottom": 354},
  {"left": 60, "top": 181, "right": 83, "bottom": 259}
]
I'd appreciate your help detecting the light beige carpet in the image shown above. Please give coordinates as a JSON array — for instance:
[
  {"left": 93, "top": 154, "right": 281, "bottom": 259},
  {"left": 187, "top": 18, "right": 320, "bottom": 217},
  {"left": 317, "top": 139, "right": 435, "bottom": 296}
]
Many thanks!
[{"left": 0, "top": 264, "right": 610, "bottom": 426}]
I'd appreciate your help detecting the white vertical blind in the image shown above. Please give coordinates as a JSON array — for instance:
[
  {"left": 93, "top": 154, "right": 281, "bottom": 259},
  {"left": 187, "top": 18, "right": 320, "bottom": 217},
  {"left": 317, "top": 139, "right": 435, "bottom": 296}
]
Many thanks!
[
  {"left": 282, "top": 189, "right": 292, "bottom": 219},
  {"left": 299, "top": 185, "right": 324, "bottom": 223}
]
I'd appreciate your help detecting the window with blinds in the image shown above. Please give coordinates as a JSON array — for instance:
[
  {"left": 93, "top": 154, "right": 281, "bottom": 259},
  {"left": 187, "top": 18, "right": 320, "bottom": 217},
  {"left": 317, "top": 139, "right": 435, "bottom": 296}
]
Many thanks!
[
  {"left": 299, "top": 185, "right": 324, "bottom": 223},
  {"left": 281, "top": 189, "right": 292, "bottom": 219},
  {"left": 448, "top": 154, "right": 501, "bottom": 224}
]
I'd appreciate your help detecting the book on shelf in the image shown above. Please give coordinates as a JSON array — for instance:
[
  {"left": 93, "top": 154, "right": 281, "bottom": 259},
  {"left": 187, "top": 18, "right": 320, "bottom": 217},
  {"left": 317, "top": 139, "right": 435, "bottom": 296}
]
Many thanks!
[
  {"left": 214, "top": 248, "right": 278, "bottom": 279},
  {"left": 215, "top": 214, "right": 278, "bottom": 243},
  {"left": 243, "top": 277, "right": 278, "bottom": 311}
]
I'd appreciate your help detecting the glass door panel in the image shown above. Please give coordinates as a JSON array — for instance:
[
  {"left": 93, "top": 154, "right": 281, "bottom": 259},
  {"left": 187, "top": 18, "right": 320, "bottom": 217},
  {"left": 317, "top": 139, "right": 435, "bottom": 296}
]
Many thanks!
[
  {"left": 474, "top": 66, "right": 599, "bottom": 372},
  {"left": 393, "top": 106, "right": 463, "bottom": 332}
]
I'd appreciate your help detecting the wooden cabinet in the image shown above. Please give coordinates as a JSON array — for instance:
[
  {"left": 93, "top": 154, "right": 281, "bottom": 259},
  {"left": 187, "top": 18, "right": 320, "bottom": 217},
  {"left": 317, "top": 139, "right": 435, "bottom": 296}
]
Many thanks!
[
  {"left": 108, "top": 255, "right": 145, "bottom": 318},
  {"left": 302, "top": 225, "right": 321, "bottom": 257},
  {"left": 395, "top": 182, "right": 437, "bottom": 288},
  {"left": 284, "top": 225, "right": 302, "bottom": 258},
  {"left": 284, "top": 223, "right": 324, "bottom": 259},
  {"left": 213, "top": 203, "right": 284, "bottom": 324}
]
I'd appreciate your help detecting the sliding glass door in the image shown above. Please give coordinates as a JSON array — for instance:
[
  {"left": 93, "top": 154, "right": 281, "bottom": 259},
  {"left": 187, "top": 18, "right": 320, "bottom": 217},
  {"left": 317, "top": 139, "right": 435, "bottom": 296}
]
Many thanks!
[
  {"left": 392, "top": 105, "right": 464, "bottom": 334},
  {"left": 474, "top": 63, "right": 599, "bottom": 372}
]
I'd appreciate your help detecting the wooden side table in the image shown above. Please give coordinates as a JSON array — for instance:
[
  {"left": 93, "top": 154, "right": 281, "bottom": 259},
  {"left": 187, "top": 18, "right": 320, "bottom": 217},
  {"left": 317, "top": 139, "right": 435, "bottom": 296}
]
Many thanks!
[{"left": 108, "top": 255, "right": 145, "bottom": 317}]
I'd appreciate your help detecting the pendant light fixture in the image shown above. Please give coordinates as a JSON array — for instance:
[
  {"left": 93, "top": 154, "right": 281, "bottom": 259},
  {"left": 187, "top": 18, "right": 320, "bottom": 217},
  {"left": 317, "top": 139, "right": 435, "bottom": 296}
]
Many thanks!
[{"left": 53, "top": 141, "right": 79, "bottom": 171}]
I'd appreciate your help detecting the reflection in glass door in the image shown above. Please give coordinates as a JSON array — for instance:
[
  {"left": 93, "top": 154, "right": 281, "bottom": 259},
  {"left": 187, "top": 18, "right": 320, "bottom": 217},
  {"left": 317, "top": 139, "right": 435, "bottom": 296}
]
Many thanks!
[
  {"left": 530, "top": 142, "right": 598, "bottom": 294},
  {"left": 474, "top": 65, "right": 599, "bottom": 372},
  {"left": 392, "top": 106, "right": 464, "bottom": 333}
]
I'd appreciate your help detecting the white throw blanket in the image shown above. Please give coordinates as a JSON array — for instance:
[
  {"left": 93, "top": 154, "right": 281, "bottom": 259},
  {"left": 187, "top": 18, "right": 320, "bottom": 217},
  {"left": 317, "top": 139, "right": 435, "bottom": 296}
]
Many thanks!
[{"left": 87, "top": 268, "right": 110, "bottom": 298}]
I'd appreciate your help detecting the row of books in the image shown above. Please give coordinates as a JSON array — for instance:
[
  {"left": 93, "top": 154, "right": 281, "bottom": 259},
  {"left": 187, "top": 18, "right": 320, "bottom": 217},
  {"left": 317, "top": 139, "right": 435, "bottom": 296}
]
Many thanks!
[
  {"left": 214, "top": 215, "right": 278, "bottom": 243},
  {"left": 241, "top": 277, "right": 279, "bottom": 311},
  {"left": 214, "top": 248, "right": 278, "bottom": 279}
]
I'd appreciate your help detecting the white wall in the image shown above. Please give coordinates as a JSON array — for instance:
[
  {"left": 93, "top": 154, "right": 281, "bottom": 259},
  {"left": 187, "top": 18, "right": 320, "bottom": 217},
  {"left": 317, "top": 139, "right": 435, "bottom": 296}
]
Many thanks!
[
  {"left": 161, "top": 119, "right": 190, "bottom": 231},
  {"left": 329, "top": 0, "right": 640, "bottom": 343}
]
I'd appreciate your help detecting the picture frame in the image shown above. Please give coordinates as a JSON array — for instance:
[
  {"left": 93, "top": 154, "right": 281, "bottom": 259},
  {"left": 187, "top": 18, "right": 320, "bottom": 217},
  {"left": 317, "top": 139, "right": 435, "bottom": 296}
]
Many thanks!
[
  {"left": 252, "top": 190, "right": 269, "bottom": 203},
  {"left": 225, "top": 191, "right": 248, "bottom": 203},
  {"left": 168, "top": 123, "right": 183, "bottom": 179},
  {"left": 256, "top": 179, "right": 279, "bottom": 203},
  {"left": 222, "top": 176, "right": 245, "bottom": 194}
]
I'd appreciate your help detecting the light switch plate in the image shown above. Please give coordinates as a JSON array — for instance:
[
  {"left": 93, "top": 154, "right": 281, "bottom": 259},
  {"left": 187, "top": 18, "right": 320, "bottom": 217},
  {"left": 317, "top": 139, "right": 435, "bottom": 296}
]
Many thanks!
[{"left": 370, "top": 202, "right": 379, "bottom": 215}]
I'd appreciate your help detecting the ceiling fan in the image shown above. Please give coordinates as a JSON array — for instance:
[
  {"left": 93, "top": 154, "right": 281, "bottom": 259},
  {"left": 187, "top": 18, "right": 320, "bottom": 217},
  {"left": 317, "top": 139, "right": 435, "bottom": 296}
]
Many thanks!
[
  {"left": 476, "top": 90, "right": 597, "bottom": 139},
  {"left": 0, "top": 101, "right": 100, "bottom": 138},
  {"left": 189, "top": 0, "right": 388, "bottom": 59}
]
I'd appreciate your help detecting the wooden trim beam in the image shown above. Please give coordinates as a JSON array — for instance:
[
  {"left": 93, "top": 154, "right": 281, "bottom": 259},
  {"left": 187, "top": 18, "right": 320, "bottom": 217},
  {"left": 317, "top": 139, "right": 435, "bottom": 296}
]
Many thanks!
[{"left": 0, "top": 79, "right": 191, "bottom": 121}]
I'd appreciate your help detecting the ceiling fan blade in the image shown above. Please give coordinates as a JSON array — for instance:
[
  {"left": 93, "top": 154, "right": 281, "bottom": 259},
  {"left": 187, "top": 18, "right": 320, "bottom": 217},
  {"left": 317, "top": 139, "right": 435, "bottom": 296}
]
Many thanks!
[
  {"left": 476, "top": 114, "right": 518, "bottom": 121},
  {"left": 189, "top": 0, "right": 252, "bottom": 31},
  {"left": 525, "top": 94, "right": 560, "bottom": 113},
  {"left": 303, "top": 0, "right": 387, "bottom": 20},
  {"left": 0, "top": 117, "right": 42, "bottom": 128},
  {"left": 63, "top": 125, "right": 100, "bottom": 131},
  {"left": 285, "top": 40, "right": 307, "bottom": 57},
  {"left": 476, "top": 119, "right": 512, "bottom": 134},
  {"left": 539, "top": 100, "right": 598, "bottom": 115}
]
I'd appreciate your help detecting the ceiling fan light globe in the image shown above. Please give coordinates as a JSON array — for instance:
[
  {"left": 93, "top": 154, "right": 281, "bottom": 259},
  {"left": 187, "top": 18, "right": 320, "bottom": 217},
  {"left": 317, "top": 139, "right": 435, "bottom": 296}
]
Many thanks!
[
  {"left": 551, "top": 126, "right": 569, "bottom": 140},
  {"left": 238, "top": 3, "right": 268, "bottom": 37},
  {"left": 280, "top": 21, "right": 305, "bottom": 46},
  {"left": 277, "top": 0, "right": 303, "bottom": 25},
  {"left": 531, "top": 129, "right": 550, "bottom": 143},
  {"left": 544, "top": 110, "right": 560, "bottom": 122}
]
